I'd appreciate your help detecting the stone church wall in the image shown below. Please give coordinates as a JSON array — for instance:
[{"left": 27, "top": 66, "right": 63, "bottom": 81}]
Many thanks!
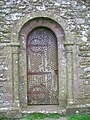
[{"left": 0, "top": 0, "right": 90, "bottom": 117}]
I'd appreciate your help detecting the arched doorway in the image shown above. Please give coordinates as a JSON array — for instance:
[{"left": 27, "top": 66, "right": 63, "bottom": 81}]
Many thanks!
[
  {"left": 19, "top": 17, "right": 66, "bottom": 109},
  {"left": 27, "top": 27, "right": 58, "bottom": 105}
]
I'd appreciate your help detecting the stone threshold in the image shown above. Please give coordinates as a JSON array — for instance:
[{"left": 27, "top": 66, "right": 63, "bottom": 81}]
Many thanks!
[{"left": 21, "top": 105, "right": 66, "bottom": 115}]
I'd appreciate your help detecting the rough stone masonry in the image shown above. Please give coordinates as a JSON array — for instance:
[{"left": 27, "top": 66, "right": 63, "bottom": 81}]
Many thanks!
[{"left": 0, "top": 0, "right": 90, "bottom": 118}]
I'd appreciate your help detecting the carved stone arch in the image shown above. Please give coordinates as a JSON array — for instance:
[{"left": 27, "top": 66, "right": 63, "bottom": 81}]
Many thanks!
[{"left": 11, "top": 11, "right": 68, "bottom": 43}]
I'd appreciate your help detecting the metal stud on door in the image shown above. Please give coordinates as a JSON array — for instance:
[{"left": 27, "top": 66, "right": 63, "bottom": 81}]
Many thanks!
[{"left": 27, "top": 27, "right": 58, "bottom": 105}]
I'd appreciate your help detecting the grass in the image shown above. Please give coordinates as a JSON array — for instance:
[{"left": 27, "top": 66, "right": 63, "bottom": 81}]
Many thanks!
[
  {"left": 67, "top": 114, "right": 90, "bottom": 120},
  {"left": 0, "top": 113, "right": 90, "bottom": 120},
  {"left": 0, "top": 117, "right": 8, "bottom": 120},
  {"left": 20, "top": 113, "right": 63, "bottom": 120}
]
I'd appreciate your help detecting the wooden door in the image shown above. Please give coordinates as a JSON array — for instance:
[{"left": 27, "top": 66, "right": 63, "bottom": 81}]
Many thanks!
[{"left": 27, "top": 27, "right": 58, "bottom": 105}]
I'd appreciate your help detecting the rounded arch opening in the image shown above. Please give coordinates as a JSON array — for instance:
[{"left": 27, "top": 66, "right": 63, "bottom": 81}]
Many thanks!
[{"left": 19, "top": 17, "right": 65, "bottom": 44}]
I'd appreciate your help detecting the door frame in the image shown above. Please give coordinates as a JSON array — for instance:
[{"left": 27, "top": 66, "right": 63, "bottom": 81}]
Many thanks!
[{"left": 19, "top": 17, "right": 67, "bottom": 110}]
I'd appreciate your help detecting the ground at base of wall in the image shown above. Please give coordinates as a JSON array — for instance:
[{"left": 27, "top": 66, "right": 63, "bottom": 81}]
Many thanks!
[
  {"left": 0, "top": 114, "right": 90, "bottom": 120},
  {"left": 20, "top": 113, "right": 65, "bottom": 120},
  {"left": 20, "top": 114, "right": 90, "bottom": 120}
]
